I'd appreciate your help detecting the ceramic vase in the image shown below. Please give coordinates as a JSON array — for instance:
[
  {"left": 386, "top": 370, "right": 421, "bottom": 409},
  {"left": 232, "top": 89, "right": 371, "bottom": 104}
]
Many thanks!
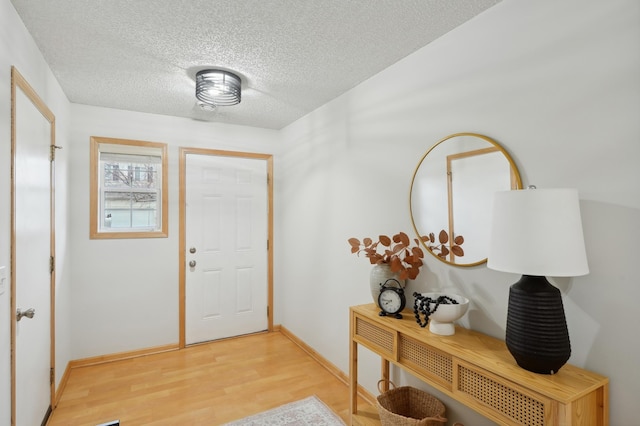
[{"left": 369, "top": 263, "right": 405, "bottom": 307}]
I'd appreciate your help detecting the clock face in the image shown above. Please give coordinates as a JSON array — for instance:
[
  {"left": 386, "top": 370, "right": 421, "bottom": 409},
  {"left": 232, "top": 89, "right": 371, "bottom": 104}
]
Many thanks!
[{"left": 379, "top": 289, "right": 403, "bottom": 314}]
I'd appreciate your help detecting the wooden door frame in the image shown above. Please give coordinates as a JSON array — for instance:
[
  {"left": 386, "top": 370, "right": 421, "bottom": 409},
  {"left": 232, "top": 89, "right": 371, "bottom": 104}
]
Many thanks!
[
  {"left": 178, "top": 147, "right": 273, "bottom": 348},
  {"left": 10, "top": 66, "right": 57, "bottom": 425}
]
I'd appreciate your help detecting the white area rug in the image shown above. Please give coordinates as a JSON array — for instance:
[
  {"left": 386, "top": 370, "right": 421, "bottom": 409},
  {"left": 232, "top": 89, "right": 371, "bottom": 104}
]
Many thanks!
[{"left": 223, "top": 395, "right": 346, "bottom": 426}]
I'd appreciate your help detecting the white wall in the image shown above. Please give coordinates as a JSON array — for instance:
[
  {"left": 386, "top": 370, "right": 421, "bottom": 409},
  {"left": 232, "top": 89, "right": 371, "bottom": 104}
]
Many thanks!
[
  {"left": 68, "top": 105, "right": 280, "bottom": 358},
  {"left": 3, "top": 0, "right": 639, "bottom": 424},
  {"left": 0, "top": 0, "right": 72, "bottom": 423},
  {"left": 277, "top": 0, "right": 639, "bottom": 424}
]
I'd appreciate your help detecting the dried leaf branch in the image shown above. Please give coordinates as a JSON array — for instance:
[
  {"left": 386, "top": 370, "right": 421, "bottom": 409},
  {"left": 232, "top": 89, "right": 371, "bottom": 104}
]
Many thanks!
[
  {"left": 424, "top": 230, "right": 465, "bottom": 260},
  {"left": 348, "top": 232, "right": 426, "bottom": 280}
]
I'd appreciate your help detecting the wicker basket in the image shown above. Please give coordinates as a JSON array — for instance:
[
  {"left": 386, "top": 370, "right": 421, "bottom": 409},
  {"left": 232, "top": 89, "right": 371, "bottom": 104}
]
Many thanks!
[{"left": 376, "top": 380, "right": 446, "bottom": 426}]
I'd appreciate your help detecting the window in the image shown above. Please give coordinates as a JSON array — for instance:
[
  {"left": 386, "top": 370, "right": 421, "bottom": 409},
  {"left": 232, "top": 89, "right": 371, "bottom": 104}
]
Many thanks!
[{"left": 90, "top": 136, "right": 168, "bottom": 239}]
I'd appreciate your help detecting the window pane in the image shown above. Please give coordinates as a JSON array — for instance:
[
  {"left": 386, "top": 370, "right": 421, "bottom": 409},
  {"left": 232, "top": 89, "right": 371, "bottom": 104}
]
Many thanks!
[
  {"left": 103, "top": 160, "right": 159, "bottom": 190},
  {"left": 103, "top": 191, "right": 158, "bottom": 229},
  {"left": 100, "top": 155, "right": 161, "bottom": 231}
]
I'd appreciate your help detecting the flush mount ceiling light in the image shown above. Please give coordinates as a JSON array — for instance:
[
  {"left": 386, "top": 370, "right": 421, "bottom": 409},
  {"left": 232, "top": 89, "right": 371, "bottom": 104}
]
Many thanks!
[{"left": 195, "top": 69, "right": 241, "bottom": 107}]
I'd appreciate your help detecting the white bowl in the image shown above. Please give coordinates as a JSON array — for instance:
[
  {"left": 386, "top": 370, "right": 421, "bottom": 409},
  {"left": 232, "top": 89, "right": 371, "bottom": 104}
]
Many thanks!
[{"left": 418, "top": 293, "right": 469, "bottom": 336}]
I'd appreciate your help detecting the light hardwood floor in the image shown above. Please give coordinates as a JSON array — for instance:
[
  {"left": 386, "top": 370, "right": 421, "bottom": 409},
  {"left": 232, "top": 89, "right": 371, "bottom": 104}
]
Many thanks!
[{"left": 47, "top": 332, "right": 364, "bottom": 425}]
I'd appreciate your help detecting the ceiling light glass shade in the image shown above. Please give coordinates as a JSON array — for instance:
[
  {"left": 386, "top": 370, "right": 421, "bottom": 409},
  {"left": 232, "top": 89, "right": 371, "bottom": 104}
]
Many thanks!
[
  {"left": 195, "top": 70, "right": 241, "bottom": 107},
  {"left": 487, "top": 188, "right": 589, "bottom": 276}
]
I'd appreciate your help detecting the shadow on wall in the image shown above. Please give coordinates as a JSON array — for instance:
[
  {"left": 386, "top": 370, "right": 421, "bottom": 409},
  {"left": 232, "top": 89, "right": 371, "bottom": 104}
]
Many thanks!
[{"left": 568, "top": 200, "right": 640, "bottom": 414}]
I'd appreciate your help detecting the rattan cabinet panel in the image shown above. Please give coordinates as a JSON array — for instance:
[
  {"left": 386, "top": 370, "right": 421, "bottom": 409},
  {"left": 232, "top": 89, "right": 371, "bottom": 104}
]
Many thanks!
[
  {"left": 455, "top": 360, "right": 551, "bottom": 425},
  {"left": 399, "top": 334, "right": 452, "bottom": 390},
  {"left": 354, "top": 315, "right": 395, "bottom": 359}
]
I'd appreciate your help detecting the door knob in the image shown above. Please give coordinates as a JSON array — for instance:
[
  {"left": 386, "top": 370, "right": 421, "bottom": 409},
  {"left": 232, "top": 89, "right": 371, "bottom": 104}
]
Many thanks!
[
  {"left": 16, "top": 308, "right": 35, "bottom": 321},
  {"left": 189, "top": 247, "right": 197, "bottom": 254},
  {"left": 189, "top": 260, "right": 196, "bottom": 268}
]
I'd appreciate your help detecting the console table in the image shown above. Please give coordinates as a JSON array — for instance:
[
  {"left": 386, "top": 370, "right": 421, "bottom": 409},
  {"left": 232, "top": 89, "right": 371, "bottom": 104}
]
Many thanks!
[{"left": 349, "top": 304, "right": 608, "bottom": 426}]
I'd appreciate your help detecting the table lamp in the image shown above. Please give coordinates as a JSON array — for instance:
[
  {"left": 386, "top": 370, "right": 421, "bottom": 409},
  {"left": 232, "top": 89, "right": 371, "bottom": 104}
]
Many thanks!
[{"left": 488, "top": 186, "right": 589, "bottom": 374}]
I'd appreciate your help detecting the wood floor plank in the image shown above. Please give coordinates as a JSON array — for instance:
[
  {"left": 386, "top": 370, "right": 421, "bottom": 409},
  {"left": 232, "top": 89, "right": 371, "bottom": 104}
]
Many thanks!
[{"left": 47, "top": 332, "right": 364, "bottom": 425}]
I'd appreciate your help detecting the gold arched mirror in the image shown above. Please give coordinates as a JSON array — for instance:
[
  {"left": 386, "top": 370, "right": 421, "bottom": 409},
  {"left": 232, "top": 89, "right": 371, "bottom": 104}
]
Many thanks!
[{"left": 410, "top": 133, "right": 522, "bottom": 267}]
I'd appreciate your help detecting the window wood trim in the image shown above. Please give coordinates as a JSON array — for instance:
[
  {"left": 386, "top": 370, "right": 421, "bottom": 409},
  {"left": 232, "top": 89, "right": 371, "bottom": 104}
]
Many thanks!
[{"left": 90, "top": 136, "right": 168, "bottom": 239}]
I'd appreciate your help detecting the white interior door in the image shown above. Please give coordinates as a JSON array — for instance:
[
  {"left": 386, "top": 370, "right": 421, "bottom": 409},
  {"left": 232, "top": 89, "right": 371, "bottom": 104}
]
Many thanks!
[
  {"left": 185, "top": 153, "right": 269, "bottom": 344},
  {"left": 12, "top": 68, "right": 54, "bottom": 426}
]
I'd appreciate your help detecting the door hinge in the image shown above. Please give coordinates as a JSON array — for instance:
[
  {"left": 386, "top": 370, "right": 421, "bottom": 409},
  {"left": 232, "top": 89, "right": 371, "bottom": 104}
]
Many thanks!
[
  {"left": 267, "top": 306, "right": 269, "bottom": 317},
  {"left": 267, "top": 239, "right": 269, "bottom": 250},
  {"left": 50, "top": 145, "right": 62, "bottom": 161},
  {"left": 50, "top": 368, "right": 54, "bottom": 385},
  {"left": 50, "top": 256, "right": 55, "bottom": 274}
]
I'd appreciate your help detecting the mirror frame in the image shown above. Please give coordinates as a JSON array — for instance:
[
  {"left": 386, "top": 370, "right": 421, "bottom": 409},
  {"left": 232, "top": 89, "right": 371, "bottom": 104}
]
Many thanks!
[{"left": 409, "top": 132, "right": 522, "bottom": 267}]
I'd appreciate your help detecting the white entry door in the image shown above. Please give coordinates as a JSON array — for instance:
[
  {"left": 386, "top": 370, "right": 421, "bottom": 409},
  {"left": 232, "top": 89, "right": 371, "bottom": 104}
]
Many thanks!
[
  {"left": 185, "top": 152, "right": 269, "bottom": 344},
  {"left": 12, "top": 68, "right": 55, "bottom": 426}
]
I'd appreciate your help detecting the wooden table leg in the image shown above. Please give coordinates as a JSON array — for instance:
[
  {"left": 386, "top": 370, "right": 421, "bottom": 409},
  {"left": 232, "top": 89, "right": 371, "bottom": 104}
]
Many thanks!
[
  {"left": 381, "top": 358, "right": 390, "bottom": 391},
  {"left": 349, "top": 312, "right": 358, "bottom": 422}
]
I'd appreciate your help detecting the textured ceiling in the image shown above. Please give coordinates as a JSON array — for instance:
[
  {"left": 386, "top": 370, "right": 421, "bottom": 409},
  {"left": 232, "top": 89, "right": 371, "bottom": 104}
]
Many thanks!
[{"left": 10, "top": 0, "right": 501, "bottom": 130}]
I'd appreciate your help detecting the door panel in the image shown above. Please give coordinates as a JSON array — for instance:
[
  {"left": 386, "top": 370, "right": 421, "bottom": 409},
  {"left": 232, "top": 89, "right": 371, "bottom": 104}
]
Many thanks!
[
  {"left": 11, "top": 67, "right": 55, "bottom": 426},
  {"left": 201, "top": 269, "right": 222, "bottom": 318},
  {"left": 185, "top": 153, "right": 269, "bottom": 344}
]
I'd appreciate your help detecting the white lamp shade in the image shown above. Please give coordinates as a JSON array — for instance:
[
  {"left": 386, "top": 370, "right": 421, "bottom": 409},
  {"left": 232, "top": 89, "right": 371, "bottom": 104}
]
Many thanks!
[{"left": 487, "top": 188, "right": 589, "bottom": 277}]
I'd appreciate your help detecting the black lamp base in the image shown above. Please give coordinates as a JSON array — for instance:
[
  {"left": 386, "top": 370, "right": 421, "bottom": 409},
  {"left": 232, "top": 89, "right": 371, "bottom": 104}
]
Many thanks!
[{"left": 506, "top": 275, "right": 571, "bottom": 375}]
